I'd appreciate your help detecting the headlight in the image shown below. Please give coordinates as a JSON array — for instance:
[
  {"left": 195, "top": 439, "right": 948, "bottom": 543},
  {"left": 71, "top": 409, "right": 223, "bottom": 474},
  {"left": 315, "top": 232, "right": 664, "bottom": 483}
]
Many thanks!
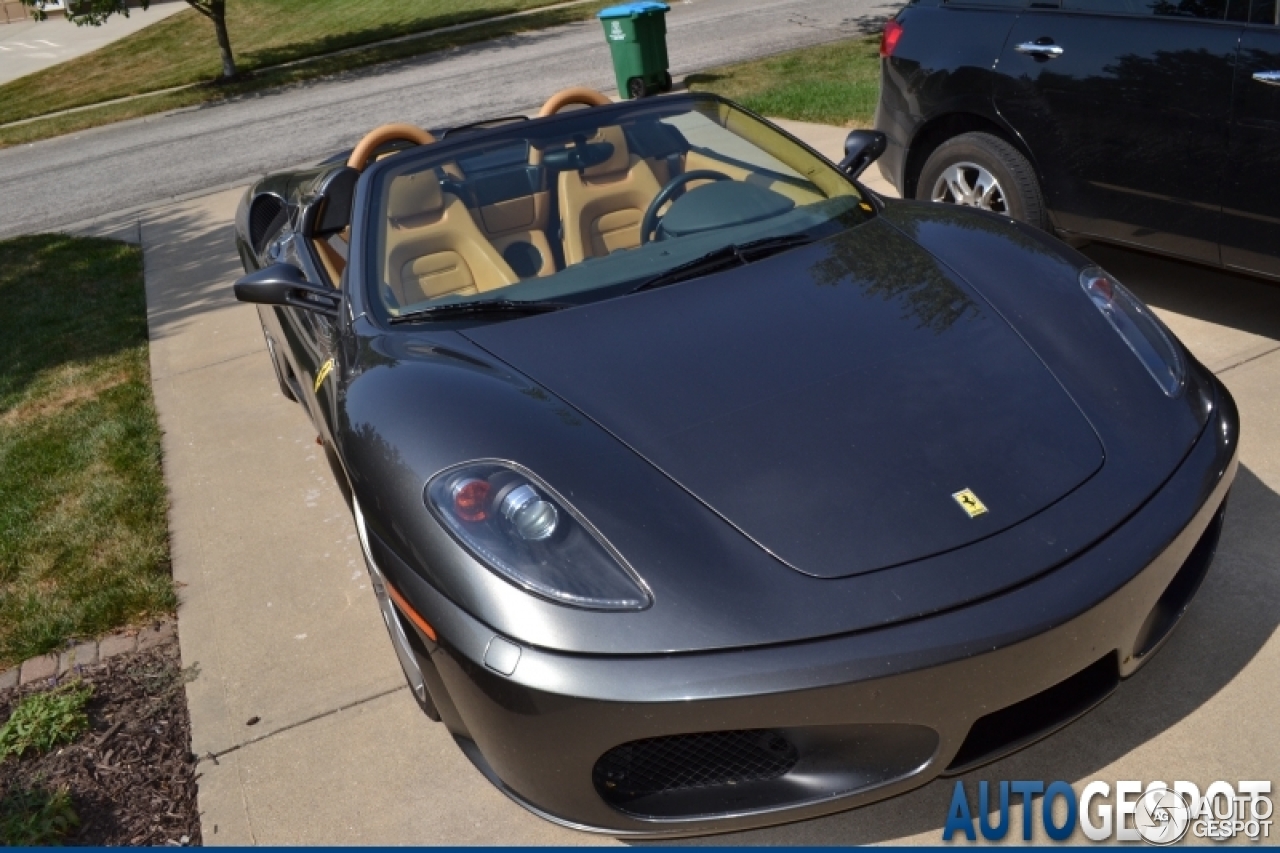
[
  {"left": 426, "top": 461, "right": 651, "bottom": 611},
  {"left": 1080, "top": 267, "right": 1184, "bottom": 396}
]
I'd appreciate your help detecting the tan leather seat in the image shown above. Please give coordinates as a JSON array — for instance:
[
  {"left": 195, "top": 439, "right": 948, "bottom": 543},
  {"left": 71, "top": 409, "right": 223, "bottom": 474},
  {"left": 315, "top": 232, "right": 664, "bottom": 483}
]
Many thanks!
[
  {"left": 472, "top": 193, "right": 558, "bottom": 279},
  {"left": 383, "top": 171, "right": 518, "bottom": 307},
  {"left": 312, "top": 232, "right": 348, "bottom": 285},
  {"left": 558, "top": 126, "right": 663, "bottom": 265}
]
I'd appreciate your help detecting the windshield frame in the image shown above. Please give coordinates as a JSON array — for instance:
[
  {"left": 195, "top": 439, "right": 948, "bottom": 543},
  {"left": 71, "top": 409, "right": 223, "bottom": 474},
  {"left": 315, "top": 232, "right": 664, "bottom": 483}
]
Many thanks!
[{"left": 354, "top": 93, "right": 874, "bottom": 331}]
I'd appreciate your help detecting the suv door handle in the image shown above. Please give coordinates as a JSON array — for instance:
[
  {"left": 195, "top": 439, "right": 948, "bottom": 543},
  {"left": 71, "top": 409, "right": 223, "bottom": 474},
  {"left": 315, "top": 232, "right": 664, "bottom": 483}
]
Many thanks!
[
  {"left": 1015, "top": 41, "right": 1065, "bottom": 58},
  {"left": 1253, "top": 71, "right": 1280, "bottom": 86}
]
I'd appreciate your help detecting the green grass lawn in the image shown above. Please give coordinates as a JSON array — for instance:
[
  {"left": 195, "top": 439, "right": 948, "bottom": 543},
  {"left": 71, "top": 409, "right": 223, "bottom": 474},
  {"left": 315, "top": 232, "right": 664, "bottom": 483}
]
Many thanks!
[
  {"left": 0, "top": 235, "right": 175, "bottom": 669},
  {"left": 0, "top": 0, "right": 599, "bottom": 126},
  {"left": 687, "top": 35, "right": 883, "bottom": 128},
  {"left": 0, "top": 0, "right": 610, "bottom": 148}
]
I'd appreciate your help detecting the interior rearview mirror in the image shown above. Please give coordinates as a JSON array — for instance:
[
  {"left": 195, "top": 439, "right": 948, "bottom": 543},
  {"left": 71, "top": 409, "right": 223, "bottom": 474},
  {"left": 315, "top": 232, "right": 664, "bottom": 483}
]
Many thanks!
[
  {"left": 233, "top": 263, "right": 340, "bottom": 317},
  {"left": 838, "top": 130, "right": 888, "bottom": 179}
]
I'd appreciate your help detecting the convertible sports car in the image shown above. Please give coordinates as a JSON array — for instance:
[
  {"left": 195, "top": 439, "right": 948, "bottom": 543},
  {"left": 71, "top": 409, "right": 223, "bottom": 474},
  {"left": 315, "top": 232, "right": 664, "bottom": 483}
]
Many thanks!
[{"left": 231, "top": 87, "right": 1238, "bottom": 836}]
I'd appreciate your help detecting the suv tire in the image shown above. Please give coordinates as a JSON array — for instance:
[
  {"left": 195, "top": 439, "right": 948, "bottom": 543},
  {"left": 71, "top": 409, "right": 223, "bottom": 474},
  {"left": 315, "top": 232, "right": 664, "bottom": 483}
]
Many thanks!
[{"left": 916, "top": 132, "right": 1047, "bottom": 229}]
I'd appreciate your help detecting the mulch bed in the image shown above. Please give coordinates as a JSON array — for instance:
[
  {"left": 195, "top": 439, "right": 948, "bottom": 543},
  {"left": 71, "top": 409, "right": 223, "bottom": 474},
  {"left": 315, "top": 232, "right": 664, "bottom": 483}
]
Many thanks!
[{"left": 0, "top": 637, "right": 202, "bottom": 846}]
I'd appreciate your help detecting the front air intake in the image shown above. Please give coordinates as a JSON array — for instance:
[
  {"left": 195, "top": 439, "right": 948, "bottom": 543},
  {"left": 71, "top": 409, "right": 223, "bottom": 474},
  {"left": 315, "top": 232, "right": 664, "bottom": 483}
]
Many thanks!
[
  {"left": 1133, "top": 503, "right": 1225, "bottom": 658},
  {"left": 946, "top": 653, "right": 1119, "bottom": 775},
  {"left": 594, "top": 729, "right": 798, "bottom": 800},
  {"left": 593, "top": 723, "right": 938, "bottom": 819}
]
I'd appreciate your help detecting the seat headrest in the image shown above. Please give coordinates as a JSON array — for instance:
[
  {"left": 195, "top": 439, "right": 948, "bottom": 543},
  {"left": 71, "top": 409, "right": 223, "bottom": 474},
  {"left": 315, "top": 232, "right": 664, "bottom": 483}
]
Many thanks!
[
  {"left": 388, "top": 171, "right": 445, "bottom": 224},
  {"left": 582, "top": 126, "right": 632, "bottom": 179}
]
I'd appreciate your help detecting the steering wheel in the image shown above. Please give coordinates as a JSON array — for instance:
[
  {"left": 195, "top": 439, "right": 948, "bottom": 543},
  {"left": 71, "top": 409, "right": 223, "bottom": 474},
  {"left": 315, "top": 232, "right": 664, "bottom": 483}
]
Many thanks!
[
  {"left": 538, "top": 86, "right": 611, "bottom": 117},
  {"left": 347, "top": 123, "right": 436, "bottom": 171},
  {"left": 639, "top": 170, "right": 733, "bottom": 245}
]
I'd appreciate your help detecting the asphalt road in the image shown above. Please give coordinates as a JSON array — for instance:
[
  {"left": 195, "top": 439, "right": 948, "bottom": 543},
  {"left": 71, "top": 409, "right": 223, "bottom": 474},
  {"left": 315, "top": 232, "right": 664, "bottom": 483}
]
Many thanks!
[{"left": 0, "top": 0, "right": 892, "bottom": 239}]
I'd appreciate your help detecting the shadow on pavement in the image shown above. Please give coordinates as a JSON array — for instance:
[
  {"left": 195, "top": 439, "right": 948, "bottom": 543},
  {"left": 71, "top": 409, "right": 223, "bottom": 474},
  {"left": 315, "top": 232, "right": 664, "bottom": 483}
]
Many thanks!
[
  {"left": 1084, "top": 242, "right": 1280, "bottom": 344},
  {"left": 138, "top": 198, "right": 244, "bottom": 348}
]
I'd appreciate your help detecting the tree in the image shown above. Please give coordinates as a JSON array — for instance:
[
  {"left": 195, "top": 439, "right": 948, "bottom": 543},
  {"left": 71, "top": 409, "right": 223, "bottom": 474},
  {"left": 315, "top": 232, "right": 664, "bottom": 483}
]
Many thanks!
[{"left": 23, "top": 0, "right": 237, "bottom": 80}]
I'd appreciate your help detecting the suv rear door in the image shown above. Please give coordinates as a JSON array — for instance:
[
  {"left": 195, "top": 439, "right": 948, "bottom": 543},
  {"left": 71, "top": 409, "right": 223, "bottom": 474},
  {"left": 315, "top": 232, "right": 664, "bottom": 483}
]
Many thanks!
[
  {"left": 992, "top": 0, "right": 1242, "bottom": 263},
  {"left": 1221, "top": 0, "right": 1280, "bottom": 276}
]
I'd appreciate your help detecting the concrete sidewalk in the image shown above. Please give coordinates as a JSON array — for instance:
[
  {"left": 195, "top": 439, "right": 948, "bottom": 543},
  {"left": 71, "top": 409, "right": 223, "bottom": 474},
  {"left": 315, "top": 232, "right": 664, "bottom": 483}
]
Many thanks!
[
  {"left": 103, "top": 122, "right": 1279, "bottom": 845},
  {"left": 81, "top": 190, "right": 588, "bottom": 844}
]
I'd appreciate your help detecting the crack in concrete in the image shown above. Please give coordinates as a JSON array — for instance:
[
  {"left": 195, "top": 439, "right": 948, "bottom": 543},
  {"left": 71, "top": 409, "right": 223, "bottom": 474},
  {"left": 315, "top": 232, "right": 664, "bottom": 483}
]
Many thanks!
[
  {"left": 206, "top": 683, "right": 408, "bottom": 761},
  {"left": 1215, "top": 343, "right": 1280, "bottom": 376},
  {"left": 160, "top": 347, "right": 264, "bottom": 380}
]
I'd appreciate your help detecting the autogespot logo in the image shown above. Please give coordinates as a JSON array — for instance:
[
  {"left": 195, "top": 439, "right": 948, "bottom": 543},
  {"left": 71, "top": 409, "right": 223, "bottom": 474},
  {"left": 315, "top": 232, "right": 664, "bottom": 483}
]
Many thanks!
[{"left": 943, "top": 780, "right": 1273, "bottom": 844}]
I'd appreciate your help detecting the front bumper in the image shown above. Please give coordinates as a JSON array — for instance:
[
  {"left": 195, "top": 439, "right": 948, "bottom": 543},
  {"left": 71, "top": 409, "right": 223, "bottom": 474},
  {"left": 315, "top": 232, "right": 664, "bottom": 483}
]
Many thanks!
[{"left": 376, "top": 381, "right": 1238, "bottom": 837}]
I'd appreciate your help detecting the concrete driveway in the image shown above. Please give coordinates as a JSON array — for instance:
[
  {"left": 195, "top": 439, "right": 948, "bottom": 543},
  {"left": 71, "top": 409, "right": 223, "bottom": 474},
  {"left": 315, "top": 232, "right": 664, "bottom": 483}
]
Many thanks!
[{"left": 85, "top": 123, "right": 1278, "bottom": 844}]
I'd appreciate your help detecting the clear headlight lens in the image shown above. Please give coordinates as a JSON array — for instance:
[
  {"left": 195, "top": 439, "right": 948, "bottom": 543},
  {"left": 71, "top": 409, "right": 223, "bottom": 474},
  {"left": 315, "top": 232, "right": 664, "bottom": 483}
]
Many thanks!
[
  {"left": 426, "top": 462, "right": 651, "bottom": 611},
  {"left": 1080, "top": 267, "right": 1185, "bottom": 397}
]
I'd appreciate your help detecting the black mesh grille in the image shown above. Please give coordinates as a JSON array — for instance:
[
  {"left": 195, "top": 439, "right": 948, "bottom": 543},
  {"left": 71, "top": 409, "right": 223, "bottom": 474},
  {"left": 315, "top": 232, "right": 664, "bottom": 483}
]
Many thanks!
[
  {"left": 249, "top": 195, "right": 288, "bottom": 254},
  {"left": 594, "top": 729, "right": 798, "bottom": 800}
]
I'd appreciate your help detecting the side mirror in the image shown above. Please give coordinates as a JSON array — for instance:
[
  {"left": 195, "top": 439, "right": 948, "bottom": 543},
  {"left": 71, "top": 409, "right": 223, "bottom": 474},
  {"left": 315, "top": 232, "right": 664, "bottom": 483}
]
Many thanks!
[
  {"left": 234, "top": 263, "right": 340, "bottom": 317},
  {"left": 838, "top": 130, "right": 888, "bottom": 179}
]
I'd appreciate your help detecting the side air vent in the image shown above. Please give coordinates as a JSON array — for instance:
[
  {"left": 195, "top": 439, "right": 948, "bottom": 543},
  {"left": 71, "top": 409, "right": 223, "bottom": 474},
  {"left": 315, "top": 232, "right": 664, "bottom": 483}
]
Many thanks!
[{"left": 249, "top": 194, "right": 289, "bottom": 255}]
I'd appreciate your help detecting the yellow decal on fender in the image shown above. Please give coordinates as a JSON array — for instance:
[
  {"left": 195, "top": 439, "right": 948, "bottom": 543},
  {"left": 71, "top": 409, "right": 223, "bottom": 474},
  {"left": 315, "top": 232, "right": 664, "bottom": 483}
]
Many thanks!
[
  {"left": 314, "top": 358, "right": 335, "bottom": 393},
  {"left": 952, "top": 488, "right": 988, "bottom": 518}
]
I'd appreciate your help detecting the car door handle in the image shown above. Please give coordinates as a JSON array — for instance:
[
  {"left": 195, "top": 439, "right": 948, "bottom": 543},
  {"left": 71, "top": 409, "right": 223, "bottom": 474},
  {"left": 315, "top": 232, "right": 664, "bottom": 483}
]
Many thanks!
[
  {"left": 1015, "top": 41, "right": 1064, "bottom": 58},
  {"left": 1252, "top": 71, "right": 1280, "bottom": 86}
]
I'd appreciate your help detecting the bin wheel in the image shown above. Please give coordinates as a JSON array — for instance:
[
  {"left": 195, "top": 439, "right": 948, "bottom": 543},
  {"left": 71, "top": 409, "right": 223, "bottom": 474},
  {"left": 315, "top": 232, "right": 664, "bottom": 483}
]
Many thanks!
[
  {"left": 660, "top": 71, "right": 673, "bottom": 92},
  {"left": 627, "top": 77, "right": 648, "bottom": 99}
]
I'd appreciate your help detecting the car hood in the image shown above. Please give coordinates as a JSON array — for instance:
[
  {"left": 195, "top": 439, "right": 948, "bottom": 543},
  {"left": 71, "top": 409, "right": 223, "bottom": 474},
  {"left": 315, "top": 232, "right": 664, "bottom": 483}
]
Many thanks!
[{"left": 462, "top": 219, "right": 1104, "bottom": 579}]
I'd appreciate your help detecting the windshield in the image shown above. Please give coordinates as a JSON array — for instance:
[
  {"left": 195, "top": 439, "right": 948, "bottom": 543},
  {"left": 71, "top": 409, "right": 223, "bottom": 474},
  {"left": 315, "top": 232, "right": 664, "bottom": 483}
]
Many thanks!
[{"left": 365, "top": 95, "right": 871, "bottom": 322}]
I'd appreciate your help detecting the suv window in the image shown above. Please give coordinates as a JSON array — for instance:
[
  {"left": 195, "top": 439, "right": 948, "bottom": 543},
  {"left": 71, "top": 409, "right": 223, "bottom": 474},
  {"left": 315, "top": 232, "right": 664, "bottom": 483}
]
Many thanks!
[{"left": 1061, "top": 0, "right": 1228, "bottom": 16}]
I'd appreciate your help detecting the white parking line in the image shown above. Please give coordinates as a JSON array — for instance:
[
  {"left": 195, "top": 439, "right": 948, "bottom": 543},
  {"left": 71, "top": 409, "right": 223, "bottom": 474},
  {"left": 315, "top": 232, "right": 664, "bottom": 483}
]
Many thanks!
[
  {"left": 34, "top": 39, "right": 60, "bottom": 47},
  {"left": 10, "top": 42, "right": 35, "bottom": 49}
]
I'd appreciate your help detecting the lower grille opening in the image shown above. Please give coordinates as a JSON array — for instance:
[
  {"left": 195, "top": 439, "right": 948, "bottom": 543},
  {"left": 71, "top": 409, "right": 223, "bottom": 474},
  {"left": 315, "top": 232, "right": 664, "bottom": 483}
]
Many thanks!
[
  {"left": 594, "top": 729, "right": 798, "bottom": 800},
  {"left": 1133, "top": 503, "right": 1225, "bottom": 658},
  {"left": 946, "top": 653, "right": 1118, "bottom": 775},
  {"left": 594, "top": 724, "right": 937, "bottom": 819}
]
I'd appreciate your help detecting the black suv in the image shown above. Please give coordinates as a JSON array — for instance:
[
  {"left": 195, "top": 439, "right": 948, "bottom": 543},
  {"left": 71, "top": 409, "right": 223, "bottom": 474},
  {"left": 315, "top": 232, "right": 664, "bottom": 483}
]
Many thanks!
[{"left": 874, "top": 0, "right": 1280, "bottom": 279}]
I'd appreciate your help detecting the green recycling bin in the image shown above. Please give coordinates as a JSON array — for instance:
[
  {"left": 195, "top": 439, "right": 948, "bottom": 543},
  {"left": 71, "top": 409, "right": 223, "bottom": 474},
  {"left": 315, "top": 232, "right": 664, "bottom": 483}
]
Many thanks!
[{"left": 598, "top": 2, "right": 672, "bottom": 99}]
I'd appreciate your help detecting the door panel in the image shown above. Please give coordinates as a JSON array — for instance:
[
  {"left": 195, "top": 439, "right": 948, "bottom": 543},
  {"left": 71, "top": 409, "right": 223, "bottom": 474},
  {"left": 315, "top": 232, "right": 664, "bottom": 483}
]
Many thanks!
[
  {"left": 1222, "top": 24, "right": 1280, "bottom": 276},
  {"left": 275, "top": 235, "right": 341, "bottom": 438},
  {"left": 994, "top": 8, "right": 1241, "bottom": 262}
]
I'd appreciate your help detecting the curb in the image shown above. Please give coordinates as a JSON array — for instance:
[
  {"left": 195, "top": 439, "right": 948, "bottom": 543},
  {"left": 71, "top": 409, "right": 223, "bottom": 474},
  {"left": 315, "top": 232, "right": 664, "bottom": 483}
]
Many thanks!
[
  {"left": 0, "top": 0, "right": 603, "bottom": 131},
  {"left": 0, "top": 618, "right": 177, "bottom": 692}
]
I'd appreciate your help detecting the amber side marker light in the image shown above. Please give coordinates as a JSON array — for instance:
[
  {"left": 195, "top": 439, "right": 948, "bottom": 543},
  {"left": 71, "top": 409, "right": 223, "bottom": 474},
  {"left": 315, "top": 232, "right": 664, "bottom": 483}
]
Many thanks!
[{"left": 385, "top": 581, "right": 438, "bottom": 642}]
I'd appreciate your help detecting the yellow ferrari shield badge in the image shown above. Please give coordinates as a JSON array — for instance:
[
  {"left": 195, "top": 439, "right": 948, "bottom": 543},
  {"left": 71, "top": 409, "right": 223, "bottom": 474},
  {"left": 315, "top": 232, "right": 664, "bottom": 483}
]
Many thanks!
[
  {"left": 952, "top": 488, "right": 988, "bottom": 518},
  {"left": 314, "top": 358, "right": 335, "bottom": 393}
]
